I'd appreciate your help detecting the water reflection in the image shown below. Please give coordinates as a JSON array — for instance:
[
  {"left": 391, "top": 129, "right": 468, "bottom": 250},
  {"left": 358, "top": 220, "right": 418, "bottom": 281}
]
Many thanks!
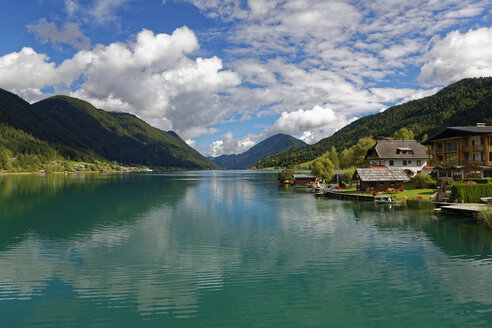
[{"left": 0, "top": 172, "right": 491, "bottom": 327}]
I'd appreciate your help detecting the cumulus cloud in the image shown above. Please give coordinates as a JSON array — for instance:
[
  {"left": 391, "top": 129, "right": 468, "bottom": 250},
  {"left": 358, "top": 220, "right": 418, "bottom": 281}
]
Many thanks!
[
  {"left": 27, "top": 19, "right": 90, "bottom": 49},
  {"left": 208, "top": 132, "right": 258, "bottom": 156},
  {"left": 419, "top": 27, "right": 492, "bottom": 86},
  {"left": 267, "top": 105, "right": 354, "bottom": 144},
  {"left": 0, "top": 27, "right": 240, "bottom": 139}
]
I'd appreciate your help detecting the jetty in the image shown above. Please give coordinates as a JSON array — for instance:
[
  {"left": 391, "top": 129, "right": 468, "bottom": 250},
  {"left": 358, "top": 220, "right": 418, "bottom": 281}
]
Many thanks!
[{"left": 438, "top": 203, "right": 486, "bottom": 215}]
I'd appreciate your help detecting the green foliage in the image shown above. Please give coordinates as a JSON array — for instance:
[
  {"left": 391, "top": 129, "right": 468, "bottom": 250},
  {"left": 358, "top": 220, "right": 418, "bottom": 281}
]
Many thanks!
[
  {"left": 436, "top": 177, "right": 456, "bottom": 187},
  {"left": 277, "top": 169, "right": 294, "bottom": 182},
  {"left": 327, "top": 146, "right": 340, "bottom": 169},
  {"left": 254, "top": 77, "right": 492, "bottom": 168},
  {"left": 339, "top": 137, "right": 376, "bottom": 168},
  {"left": 392, "top": 127, "right": 414, "bottom": 140},
  {"left": 410, "top": 173, "right": 436, "bottom": 187},
  {"left": 452, "top": 184, "right": 492, "bottom": 203},
  {"left": 341, "top": 167, "right": 356, "bottom": 184},
  {"left": 310, "top": 155, "right": 334, "bottom": 181},
  {"left": 476, "top": 207, "right": 492, "bottom": 228},
  {"left": 0, "top": 89, "right": 218, "bottom": 170}
]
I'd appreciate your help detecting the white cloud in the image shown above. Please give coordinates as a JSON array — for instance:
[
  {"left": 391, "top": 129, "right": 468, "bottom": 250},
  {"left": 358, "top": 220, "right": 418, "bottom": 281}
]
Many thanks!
[
  {"left": 208, "top": 132, "right": 258, "bottom": 156},
  {"left": 64, "top": 0, "right": 80, "bottom": 16},
  {"left": 419, "top": 27, "right": 492, "bottom": 86},
  {"left": 267, "top": 105, "right": 354, "bottom": 144},
  {"left": 27, "top": 19, "right": 90, "bottom": 49},
  {"left": 0, "top": 27, "right": 240, "bottom": 139}
]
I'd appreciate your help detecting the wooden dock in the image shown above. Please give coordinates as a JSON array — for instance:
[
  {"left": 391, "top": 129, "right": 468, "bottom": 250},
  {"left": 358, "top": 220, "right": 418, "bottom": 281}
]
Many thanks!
[
  {"left": 439, "top": 203, "right": 486, "bottom": 215},
  {"left": 317, "top": 189, "right": 374, "bottom": 201}
]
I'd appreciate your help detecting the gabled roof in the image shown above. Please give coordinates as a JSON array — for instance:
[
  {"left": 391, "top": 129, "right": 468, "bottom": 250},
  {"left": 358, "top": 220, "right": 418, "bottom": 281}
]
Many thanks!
[
  {"left": 353, "top": 168, "right": 410, "bottom": 182},
  {"left": 293, "top": 174, "right": 317, "bottom": 179},
  {"left": 365, "top": 140, "right": 427, "bottom": 159},
  {"left": 426, "top": 126, "right": 492, "bottom": 143}
]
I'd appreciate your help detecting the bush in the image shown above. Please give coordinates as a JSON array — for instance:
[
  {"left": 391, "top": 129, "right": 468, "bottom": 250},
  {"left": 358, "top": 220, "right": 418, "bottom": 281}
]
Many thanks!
[
  {"left": 410, "top": 173, "right": 436, "bottom": 188},
  {"left": 452, "top": 184, "right": 492, "bottom": 203},
  {"left": 437, "top": 177, "right": 456, "bottom": 187},
  {"left": 463, "top": 178, "right": 492, "bottom": 184},
  {"left": 277, "top": 169, "right": 294, "bottom": 182},
  {"left": 475, "top": 207, "right": 492, "bottom": 228}
]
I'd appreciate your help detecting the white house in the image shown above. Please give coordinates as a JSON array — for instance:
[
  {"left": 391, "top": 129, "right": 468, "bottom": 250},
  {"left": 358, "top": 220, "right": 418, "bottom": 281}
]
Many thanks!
[{"left": 365, "top": 140, "right": 428, "bottom": 176}]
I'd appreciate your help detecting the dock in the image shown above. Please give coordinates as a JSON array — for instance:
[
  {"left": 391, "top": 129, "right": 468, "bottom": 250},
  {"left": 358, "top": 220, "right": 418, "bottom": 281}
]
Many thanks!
[
  {"left": 439, "top": 203, "right": 486, "bottom": 215},
  {"left": 317, "top": 188, "right": 374, "bottom": 201}
]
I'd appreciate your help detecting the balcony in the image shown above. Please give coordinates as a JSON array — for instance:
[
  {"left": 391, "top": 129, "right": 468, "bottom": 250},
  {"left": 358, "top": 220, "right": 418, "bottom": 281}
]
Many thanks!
[
  {"left": 473, "top": 145, "right": 484, "bottom": 151},
  {"left": 464, "top": 160, "right": 485, "bottom": 166}
]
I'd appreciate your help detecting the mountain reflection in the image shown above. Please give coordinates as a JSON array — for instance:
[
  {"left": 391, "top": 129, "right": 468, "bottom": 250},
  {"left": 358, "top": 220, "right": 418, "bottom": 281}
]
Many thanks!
[{"left": 1, "top": 172, "right": 492, "bottom": 327}]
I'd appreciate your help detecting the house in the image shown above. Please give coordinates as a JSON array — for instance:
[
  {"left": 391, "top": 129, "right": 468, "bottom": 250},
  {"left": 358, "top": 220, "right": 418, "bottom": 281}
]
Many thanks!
[
  {"left": 425, "top": 123, "right": 492, "bottom": 178},
  {"left": 365, "top": 140, "right": 428, "bottom": 176},
  {"left": 352, "top": 168, "right": 410, "bottom": 192},
  {"left": 293, "top": 174, "right": 317, "bottom": 186}
]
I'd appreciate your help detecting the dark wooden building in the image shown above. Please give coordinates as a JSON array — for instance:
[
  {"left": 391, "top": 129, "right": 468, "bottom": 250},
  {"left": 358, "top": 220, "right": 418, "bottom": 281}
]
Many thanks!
[
  {"left": 293, "top": 174, "right": 317, "bottom": 186},
  {"left": 352, "top": 168, "right": 410, "bottom": 192}
]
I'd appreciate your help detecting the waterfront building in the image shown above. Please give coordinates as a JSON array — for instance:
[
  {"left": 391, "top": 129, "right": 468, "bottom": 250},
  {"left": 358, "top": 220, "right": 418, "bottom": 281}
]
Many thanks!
[
  {"left": 365, "top": 140, "right": 428, "bottom": 176},
  {"left": 352, "top": 167, "right": 410, "bottom": 192},
  {"left": 425, "top": 123, "right": 492, "bottom": 178}
]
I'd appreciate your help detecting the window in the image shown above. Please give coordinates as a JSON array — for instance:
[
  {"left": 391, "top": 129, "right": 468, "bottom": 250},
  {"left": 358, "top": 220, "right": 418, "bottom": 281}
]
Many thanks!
[
  {"left": 417, "top": 160, "right": 421, "bottom": 166},
  {"left": 408, "top": 160, "right": 412, "bottom": 164},
  {"left": 403, "top": 160, "right": 407, "bottom": 165},
  {"left": 390, "top": 182, "right": 395, "bottom": 187},
  {"left": 446, "top": 142, "right": 457, "bottom": 152},
  {"left": 489, "top": 152, "right": 492, "bottom": 161},
  {"left": 389, "top": 160, "right": 394, "bottom": 166},
  {"left": 380, "top": 182, "right": 385, "bottom": 187}
]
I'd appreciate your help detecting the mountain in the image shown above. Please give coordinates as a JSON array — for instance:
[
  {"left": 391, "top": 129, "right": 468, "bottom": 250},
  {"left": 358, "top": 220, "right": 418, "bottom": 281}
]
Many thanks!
[
  {"left": 0, "top": 89, "right": 219, "bottom": 169},
  {"left": 253, "top": 77, "right": 492, "bottom": 168},
  {"left": 210, "top": 134, "right": 307, "bottom": 169}
]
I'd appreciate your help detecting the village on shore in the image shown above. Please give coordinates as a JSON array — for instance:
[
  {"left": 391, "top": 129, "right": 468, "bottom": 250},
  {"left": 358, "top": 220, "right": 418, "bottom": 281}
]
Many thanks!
[{"left": 280, "top": 123, "right": 492, "bottom": 227}]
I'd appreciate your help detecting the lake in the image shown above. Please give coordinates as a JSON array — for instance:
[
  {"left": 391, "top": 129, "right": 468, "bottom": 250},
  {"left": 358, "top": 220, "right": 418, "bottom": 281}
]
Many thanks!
[{"left": 1, "top": 171, "right": 491, "bottom": 327}]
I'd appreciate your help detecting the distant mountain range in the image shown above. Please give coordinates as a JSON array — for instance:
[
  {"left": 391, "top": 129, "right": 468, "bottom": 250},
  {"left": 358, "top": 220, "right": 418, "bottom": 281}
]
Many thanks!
[
  {"left": 210, "top": 134, "right": 306, "bottom": 169},
  {"left": 0, "top": 89, "right": 219, "bottom": 169},
  {"left": 253, "top": 77, "right": 492, "bottom": 168}
]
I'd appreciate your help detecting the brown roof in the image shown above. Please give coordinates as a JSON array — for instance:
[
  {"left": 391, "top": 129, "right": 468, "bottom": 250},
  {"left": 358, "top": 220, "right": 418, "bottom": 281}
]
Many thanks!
[
  {"left": 366, "top": 140, "right": 427, "bottom": 159},
  {"left": 424, "top": 126, "right": 492, "bottom": 144},
  {"left": 353, "top": 168, "right": 410, "bottom": 182}
]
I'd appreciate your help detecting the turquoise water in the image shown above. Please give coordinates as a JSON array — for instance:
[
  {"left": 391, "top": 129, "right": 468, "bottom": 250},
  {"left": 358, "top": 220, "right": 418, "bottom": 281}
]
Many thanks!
[{"left": 0, "top": 171, "right": 491, "bottom": 327}]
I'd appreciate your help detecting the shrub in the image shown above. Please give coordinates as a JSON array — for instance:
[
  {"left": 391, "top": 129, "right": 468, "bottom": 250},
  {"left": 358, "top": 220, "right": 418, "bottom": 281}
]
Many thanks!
[
  {"left": 277, "top": 169, "right": 294, "bottom": 182},
  {"left": 452, "top": 184, "right": 492, "bottom": 203},
  {"left": 475, "top": 207, "right": 492, "bottom": 228},
  {"left": 410, "top": 173, "right": 436, "bottom": 188}
]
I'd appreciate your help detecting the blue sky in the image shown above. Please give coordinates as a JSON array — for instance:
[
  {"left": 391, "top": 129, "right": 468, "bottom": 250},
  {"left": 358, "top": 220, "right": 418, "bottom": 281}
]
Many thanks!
[{"left": 1, "top": 0, "right": 492, "bottom": 156}]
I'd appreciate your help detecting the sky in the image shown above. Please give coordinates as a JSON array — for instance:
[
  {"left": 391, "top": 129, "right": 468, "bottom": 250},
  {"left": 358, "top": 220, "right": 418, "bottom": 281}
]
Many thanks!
[{"left": 1, "top": 0, "right": 492, "bottom": 156}]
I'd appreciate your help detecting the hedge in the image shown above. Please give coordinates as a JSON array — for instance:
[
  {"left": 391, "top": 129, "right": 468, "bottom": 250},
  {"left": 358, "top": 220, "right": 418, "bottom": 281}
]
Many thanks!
[
  {"left": 462, "top": 178, "right": 492, "bottom": 184},
  {"left": 452, "top": 184, "right": 492, "bottom": 203}
]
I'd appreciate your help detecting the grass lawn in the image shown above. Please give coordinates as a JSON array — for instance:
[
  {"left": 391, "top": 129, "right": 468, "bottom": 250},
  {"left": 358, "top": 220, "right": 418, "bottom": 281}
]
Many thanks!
[{"left": 381, "top": 189, "right": 435, "bottom": 201}]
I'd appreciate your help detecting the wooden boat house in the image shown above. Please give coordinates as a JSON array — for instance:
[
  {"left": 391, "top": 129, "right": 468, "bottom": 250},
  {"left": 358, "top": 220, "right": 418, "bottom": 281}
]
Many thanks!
[
  {"left": 293, "top": 174, "right": 317, "bottom": 186},
  {"left": 352, "top": 168, "right": 410, "bottom": 192}
]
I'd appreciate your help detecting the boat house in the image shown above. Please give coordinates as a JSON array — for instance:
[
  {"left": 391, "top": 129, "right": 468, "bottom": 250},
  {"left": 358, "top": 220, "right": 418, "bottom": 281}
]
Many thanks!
[
  {"left": 425, "top": 123, "right": 492, "bottom": 178},
  {"left": 365, "top": 140, "right": 428, "bottom": 176},
  {"left": 293, "top": 174, "right": 317, "bottom": 186},
  {"left": 352, "top": 168, "right": 410, "bottom": 192}
]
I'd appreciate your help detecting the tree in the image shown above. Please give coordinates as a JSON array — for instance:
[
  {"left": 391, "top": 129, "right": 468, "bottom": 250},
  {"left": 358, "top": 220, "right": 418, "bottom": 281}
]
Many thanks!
[
  {"left": 341, "top": 167, "right": 356, "bottom": 184},
  {"left": 310, "top": 156, "right": 334, "bottom": 181},
  {"left": 277, "top": 168, "right": 294, "bottom": 182},
  {"left": 392, "top": 128, "right": 414, "bottom": 140},
  {"left": 327, "top": 146, "right": 340, "bottom": 169},
  {"left": 410, "top": 173, "right": 435, "bottom": 187}
]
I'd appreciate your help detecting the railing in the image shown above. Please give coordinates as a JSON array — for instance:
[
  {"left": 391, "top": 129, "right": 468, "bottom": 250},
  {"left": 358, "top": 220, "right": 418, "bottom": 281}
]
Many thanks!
[{"left": 473, "top": 145, "right": 484, "bottom": 151}]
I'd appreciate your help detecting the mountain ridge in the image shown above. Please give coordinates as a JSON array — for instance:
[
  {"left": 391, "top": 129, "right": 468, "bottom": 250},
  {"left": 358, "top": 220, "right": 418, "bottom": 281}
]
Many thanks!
[
  {"left": 0, "top": 89, "right": 219, "bottom": 169},
  {"left": 210, "top": 133, "right": 307, "bottom": 169},
  {"left": 253, "top": 77, "right": 492, "bottom": 168}
]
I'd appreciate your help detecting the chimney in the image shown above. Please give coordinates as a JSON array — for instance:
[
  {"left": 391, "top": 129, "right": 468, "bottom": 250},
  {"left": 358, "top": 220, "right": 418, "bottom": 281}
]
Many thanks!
[{"left": 476, "top": 123, "right": 486, "bottom": 127}]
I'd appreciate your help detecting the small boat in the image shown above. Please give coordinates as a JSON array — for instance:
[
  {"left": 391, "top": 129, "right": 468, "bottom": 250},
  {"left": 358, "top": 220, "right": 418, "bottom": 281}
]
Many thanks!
[
  {"left": 374, "top": 195, "right": 401, "bottom": 204},
  {"left": 480, "top": 197, "right": 492, "bottom": 203}
]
